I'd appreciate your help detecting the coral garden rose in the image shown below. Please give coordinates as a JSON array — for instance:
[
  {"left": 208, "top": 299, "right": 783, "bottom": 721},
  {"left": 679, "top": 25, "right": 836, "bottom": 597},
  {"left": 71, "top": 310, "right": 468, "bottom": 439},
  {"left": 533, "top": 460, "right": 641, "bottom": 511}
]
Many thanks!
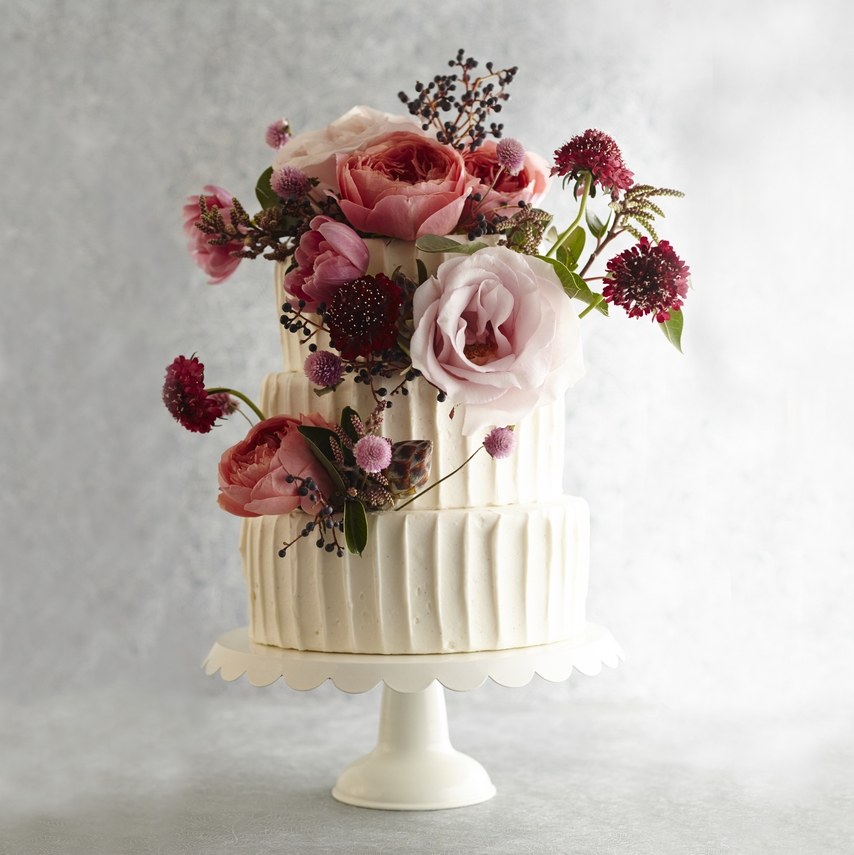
[
  {"left": 273, "top": 106, "right": 423, "bottom": 194},
  {"left": 217, "top": 413, "right": 335, "bottom": 517},
  {"left": 284, "top": 215, "right": 370, "bottom": 311},
  {"left": 336, "top": 131, "right": 470, "bottom": 240},
  {"left": 463, "top": 141, "right": 550, "bottom": 218},
  {"left": 410, "top": 246, "right": 584, "bottom": 435},
  {"left": 183, "top": 185, "right": 243, "bottom": 284}
]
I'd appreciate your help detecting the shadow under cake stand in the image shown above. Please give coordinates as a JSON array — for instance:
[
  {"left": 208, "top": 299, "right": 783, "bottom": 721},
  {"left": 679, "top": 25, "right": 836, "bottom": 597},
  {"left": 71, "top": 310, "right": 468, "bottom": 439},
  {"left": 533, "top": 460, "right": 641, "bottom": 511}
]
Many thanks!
[{"left": 204, "top": 624, "right": 622, "bottom": 811}]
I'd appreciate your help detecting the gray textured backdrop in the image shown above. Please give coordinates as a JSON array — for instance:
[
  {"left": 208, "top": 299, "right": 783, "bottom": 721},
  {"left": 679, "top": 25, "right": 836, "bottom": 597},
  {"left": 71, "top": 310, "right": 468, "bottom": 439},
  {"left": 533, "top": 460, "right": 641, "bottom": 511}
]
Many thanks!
[
  {"left": 1, "top": 2, "right": 853, "bottom": 850},
  {"left": 3, "top": 0, "right": 852, "bottom": 710}
]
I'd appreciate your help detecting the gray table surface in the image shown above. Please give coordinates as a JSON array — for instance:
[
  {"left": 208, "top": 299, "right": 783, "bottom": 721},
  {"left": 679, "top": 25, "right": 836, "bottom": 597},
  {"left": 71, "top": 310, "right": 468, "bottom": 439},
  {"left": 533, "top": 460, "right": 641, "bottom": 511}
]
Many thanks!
[{"left": 2, "top": 675, "right": 851, "bottom": 855}]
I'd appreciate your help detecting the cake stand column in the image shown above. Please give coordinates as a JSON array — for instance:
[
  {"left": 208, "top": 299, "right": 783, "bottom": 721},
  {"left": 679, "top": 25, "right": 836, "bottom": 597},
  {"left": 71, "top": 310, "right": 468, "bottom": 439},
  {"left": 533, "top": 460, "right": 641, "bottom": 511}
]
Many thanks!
[{"left": 331, "top": 680, "right": 496, "bottom": 811}]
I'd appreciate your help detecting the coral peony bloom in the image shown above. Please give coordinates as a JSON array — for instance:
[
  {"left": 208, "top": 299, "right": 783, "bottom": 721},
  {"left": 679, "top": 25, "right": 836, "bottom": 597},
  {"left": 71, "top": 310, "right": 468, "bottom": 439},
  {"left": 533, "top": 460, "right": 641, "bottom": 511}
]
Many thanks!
[
  {"left": 183, "top": 185, "right": 243, "bottom": 284},
  {"left": 602, "top": 237, "right": 690, "bottom": 322},
  {"left": 463, "top": 140, "right": 550, "bottom": 218},
  {"left": 410, "top": 246, "right": 584, "bottom": 435},
  {"left": 217, "top": 414, "right": 336, "bottom": 517},
  {"left": 273, "top": 106, "right": 423, "bottom": 194},
  {"left": 337, "top": 131, "right": 470, "bottom": 240},
  {"left": 283, "top": 215, "right": 369, "bottom": 311}
]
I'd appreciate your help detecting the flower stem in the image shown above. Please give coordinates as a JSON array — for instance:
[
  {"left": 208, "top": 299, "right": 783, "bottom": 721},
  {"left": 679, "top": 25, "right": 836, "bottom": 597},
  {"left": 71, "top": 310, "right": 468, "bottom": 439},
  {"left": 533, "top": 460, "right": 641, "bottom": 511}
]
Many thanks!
[
  {"left": 546, "top": 172, "right": 592, "bottom": 258},
  {"left": 394, "top": 447, "right": 483, "bottom": 511},
  {"left": 205, "top": 387, "right": 266, "bottom": 422}
]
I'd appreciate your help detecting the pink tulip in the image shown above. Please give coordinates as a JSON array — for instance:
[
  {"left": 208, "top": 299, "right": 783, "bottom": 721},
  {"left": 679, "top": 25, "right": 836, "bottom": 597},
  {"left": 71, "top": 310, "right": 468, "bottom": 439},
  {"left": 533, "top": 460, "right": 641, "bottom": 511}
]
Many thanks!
[{"left": 183, "top": 185, "right": 243, "bottom": 284}]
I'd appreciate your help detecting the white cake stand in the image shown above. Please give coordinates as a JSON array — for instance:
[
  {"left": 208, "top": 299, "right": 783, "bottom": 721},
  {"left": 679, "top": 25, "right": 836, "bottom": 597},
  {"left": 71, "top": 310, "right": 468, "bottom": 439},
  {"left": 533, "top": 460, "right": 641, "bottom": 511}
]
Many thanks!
[{"left": 204, "top": 624, "right": 622, "bottom": 811}]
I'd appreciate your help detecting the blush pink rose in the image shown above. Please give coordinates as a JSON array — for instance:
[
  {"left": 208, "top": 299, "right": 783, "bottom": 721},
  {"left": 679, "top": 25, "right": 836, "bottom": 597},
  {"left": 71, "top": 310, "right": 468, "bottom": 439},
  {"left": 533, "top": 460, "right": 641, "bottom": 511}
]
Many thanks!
[
  {"left": 183, "top": 185, "right": 243, "bottom": 284},
  {"left": 463, "top": 141, "right": 550, "bottom": 218},
  {"left": 409, "top": 246, "right": 584, "bottom": 435},
  {"left": 273, "top": 106, "right": 424, "bottom": 194},
  {"left": 217, "top": 413, "right": 336, "bottom": 517},
  {"left": 283, "top": 215, "right": 370, "bottom": 311},
  {"left": 337, "top": 132, "right": 470, "bottom": 240}
]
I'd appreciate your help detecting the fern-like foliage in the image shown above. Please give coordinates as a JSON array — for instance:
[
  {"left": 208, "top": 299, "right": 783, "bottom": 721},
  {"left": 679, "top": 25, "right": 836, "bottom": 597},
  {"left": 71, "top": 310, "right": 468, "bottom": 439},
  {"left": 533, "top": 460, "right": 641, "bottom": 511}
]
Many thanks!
[{"left": 610, "top": 184, "right": 684, "bottom": 243}]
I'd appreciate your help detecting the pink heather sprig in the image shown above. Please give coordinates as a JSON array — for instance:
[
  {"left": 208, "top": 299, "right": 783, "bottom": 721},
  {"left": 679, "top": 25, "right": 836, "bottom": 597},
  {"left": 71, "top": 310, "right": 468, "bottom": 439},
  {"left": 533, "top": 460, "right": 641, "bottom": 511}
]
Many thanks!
[
  {"left": 271, "top": 165, "right": 311, "bottom": 200},
  {"left": 354, "top": 435, "right": 393, "bottom": 473},
  {"left": 265, "top": 118, "right": 291, "bottom": 149},
  {"left": 483, "top": 426, "right": 516, "bottom": 459}
]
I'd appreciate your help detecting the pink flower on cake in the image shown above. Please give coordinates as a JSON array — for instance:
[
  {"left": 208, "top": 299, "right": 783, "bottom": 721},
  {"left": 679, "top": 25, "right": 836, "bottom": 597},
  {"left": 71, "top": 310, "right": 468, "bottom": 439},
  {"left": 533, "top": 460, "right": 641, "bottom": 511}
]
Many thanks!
[
  {"left": 183, "top": 185, "right": 243, "bottom": 284},
  {"left": 409, "top": 246, "right": 584, "bottom": 435},
  {"left": 463, "top": 140, "right": 550, "bottom": 217},
  {"left": 273, "top": 106, "right": 423, "bottom": 194},
  {"left": 336, "top": 131, "right": 470, "bottom": 240},
  {"left": 217, "top": 414, "right": 336, "bottom": 517},
  {"left": 283, "top": 215, "right": 370, "bottom": 311}
]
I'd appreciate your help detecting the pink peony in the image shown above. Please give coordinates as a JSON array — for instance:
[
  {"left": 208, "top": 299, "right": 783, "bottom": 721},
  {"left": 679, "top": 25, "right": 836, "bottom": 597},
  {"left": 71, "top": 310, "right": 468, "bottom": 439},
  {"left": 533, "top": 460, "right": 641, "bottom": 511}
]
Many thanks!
[
  {"left": 183, "top": 185, "right": 243, "bottom": 284},
  {"left": 217, "top": 413, "right": 336, "bottom": 517},
  {"left": 463, "top": 141, "right": 550, "bottom": 218},
  {"left": 273, "top": 106, "right": 423, "bottom": 194},
  {"left": 336, "top": 131, "right": 470, "bottom": 240},
  {"left": 410, "top": 246, "right": 584, "bottom": 435},
  {"left": 283, "top": 215, "right": 369, "bottom": 311}
]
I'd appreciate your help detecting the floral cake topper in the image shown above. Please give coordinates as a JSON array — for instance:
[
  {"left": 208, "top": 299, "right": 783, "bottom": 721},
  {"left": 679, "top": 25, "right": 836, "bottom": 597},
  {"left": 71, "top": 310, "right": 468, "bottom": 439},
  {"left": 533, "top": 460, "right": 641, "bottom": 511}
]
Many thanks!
[{"left": 165, "top": 50, "right": 690, "bottom": 557}]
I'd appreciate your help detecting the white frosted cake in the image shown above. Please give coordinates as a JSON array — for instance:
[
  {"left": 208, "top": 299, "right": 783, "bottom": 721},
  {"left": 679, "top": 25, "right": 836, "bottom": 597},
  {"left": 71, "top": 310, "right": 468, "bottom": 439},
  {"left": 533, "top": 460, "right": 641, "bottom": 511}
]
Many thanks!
[{"left": 240, "top": 241, "right": 590, "bottom": 654}]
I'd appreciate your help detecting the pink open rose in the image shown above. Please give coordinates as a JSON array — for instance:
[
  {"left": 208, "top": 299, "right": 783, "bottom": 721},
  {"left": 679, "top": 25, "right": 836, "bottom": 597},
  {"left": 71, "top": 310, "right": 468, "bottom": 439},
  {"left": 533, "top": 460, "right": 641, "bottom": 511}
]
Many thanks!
[
  {"left": 409, "top": 246, "right": 584, "bottom": 435},
  {"left": 337, "top": 132, "right": 470, "bottom": 240},
  {"left": 217, "top": 414, "right": 336, "bottom": 517},
  {"left": 283, "top": 215, "right": 370, "bottom": 311},
  {"left": 273, "top": 106, "right": 423, "bottom": 194},
  {"left": 183, "top": 185, "right": 243, "bottom": 284},
  {"left": 463, "top": 141, "right": 550, "bottom": 218}
]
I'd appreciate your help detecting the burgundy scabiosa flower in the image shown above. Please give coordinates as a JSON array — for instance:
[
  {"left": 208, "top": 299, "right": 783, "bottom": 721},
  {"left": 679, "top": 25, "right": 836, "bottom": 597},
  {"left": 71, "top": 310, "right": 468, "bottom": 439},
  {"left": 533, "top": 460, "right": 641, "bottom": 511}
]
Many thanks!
[
  {"left": 551, "top": 129, "right": 634, "bottom": 196},
  {"left": 602, "top": 237, "right": 690, "bottom": 322},
  {"left": 162, "top": 355, "right": 228, "bottom": 433},
  {"left": 325, "top": 274, "right": 403, "bottom": 360}
]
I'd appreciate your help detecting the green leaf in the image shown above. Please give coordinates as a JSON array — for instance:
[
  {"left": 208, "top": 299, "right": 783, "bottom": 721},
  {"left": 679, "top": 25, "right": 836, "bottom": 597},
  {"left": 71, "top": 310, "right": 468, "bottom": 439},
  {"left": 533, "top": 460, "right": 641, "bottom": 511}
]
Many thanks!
[
  {"left": 255, "top": 167, "right": 278, "bottom": 210},
  {"left": 537, "top": 255, "right": 608, "bottom": 316},
  {"left": 298, "top": 426, "right": 346, "bottom": 494},
  {"left": 415, "top": 235, "right": 489, "bottom": 254},
  {"left": 339, "top": 407, "right": 361, "bottom": 444},
  {"left": 659, "top": 309, "right": 684, "bottom": 352},
  {"left": 556, "top": 226, "right": 586, "bottom": 270},
  {"left": 416, "top": 258, "right": 429, "bottom": 285},
  {"left": 585, "top": 209, "right": 608, "bottom": 239},
  {"left": 344, "top": 499, "right": 369, "bottom": 555}
]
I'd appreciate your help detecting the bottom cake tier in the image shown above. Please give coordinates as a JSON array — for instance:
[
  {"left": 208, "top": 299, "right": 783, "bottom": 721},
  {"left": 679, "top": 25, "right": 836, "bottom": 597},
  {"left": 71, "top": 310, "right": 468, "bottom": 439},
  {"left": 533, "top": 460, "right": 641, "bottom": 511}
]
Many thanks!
[{"left": 241, "top": 497, "right": 590, "bottom": 655}]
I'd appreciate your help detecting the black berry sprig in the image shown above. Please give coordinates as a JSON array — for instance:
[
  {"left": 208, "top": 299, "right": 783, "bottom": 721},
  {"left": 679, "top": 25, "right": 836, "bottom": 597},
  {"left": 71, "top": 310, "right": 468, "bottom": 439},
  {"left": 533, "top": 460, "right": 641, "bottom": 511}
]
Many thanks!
[{"left": 398, "top": 49, "right": 518, "bottom": 152}]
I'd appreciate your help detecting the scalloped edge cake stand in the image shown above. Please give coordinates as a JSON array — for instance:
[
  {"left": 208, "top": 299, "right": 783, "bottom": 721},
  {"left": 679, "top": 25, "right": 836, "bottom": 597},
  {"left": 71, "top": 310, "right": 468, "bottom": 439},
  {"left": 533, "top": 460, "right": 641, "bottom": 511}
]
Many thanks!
[{"left": 203, "top": 623, "right": 622, "bottom": 811}]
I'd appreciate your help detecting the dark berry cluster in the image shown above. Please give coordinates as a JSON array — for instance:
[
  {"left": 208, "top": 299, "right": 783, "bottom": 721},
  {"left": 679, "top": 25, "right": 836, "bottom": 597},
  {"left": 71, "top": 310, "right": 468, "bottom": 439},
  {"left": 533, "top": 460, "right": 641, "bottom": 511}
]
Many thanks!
[
  {"left": 278, "top": 499, "right": 347, "bottom": 559},
  {"left": 397, "top": 50, "right": 518, "bottom": 151}
]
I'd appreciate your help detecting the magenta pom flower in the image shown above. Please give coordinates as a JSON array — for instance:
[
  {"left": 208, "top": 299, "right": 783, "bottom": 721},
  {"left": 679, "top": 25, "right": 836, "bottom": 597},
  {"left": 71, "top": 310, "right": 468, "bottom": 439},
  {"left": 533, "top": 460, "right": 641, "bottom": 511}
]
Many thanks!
[
  {"left": 551, "top": 129, "right": 634, "bottom": 196},
  {"left": 304, "top": 350, "right": 344, "bottom": 388},
  {"left": 162, "top": 355, "right": 226, "bottom": 434},
  {"left": 354, "top": 435, "right": 393, "bottom": 473},
  {"left": 602, "top": 237, "right": 690, "bottom": 322},
  {"left": 495, "top": 138, "right": 526, "bottom": 176},
  {"left": 271, "top": 165, "right": 311, "bottom": 199},
  {"left": 265, "top": 118, "right": 291, "bottom": 149},
  {"left": 483, "top": 426, "right": 517, "bottom": 459},
  {"left": 325, "top": 274, "right": 403, "bottom": 360}
]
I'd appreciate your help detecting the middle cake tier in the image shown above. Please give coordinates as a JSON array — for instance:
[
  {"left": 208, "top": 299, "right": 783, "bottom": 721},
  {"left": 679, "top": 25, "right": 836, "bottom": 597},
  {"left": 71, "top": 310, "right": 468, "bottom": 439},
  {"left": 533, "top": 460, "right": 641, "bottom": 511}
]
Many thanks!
[{"left": 258, "top": 370, "right": 565, "bottom": 510}]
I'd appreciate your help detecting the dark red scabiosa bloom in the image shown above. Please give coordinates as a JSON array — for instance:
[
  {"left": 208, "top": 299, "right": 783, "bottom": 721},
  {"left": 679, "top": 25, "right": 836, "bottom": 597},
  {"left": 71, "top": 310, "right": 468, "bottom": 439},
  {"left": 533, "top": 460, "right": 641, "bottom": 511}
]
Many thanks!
[
  {"left": 602, "top": 237, "right": 690, "bottom": 323},
  {"left": 324, "top": 274, "right": 403, "bottom": 360},
  {"left": 551, "top": 129, "right": 634, "bottom": 196},
  {"left": 162, "top": 355, "right": 227, "bottom": 433}
]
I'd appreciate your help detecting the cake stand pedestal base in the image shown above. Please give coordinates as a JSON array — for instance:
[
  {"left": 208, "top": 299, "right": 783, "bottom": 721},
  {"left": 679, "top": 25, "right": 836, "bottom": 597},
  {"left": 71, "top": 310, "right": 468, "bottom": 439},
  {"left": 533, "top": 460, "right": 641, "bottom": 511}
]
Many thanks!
[
  {"left": 204, "top": 624, "right": 622, "bottom": 811},
  {"left": 332, "top": 681, "right": 495, "bottom": 810}
]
